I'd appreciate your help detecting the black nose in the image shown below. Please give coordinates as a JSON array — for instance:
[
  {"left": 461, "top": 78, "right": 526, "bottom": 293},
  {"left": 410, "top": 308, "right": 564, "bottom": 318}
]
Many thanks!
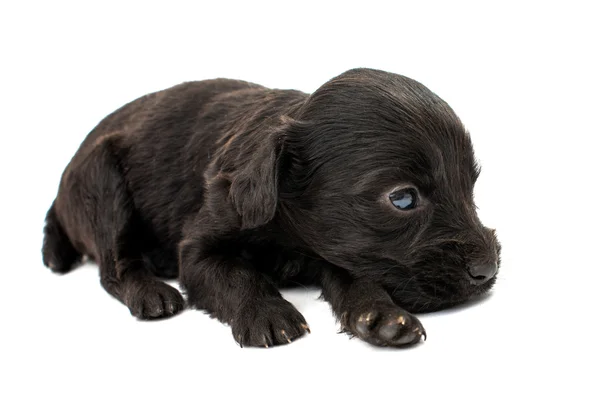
[{"left": 467, "top": 262, "right": 497, "bottom": 285}]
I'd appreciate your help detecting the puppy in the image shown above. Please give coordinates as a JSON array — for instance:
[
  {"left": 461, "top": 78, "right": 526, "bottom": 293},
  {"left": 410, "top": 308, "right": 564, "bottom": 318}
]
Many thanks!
[{"left": 42, "top": 68, "right": 500, "bottom": 348}]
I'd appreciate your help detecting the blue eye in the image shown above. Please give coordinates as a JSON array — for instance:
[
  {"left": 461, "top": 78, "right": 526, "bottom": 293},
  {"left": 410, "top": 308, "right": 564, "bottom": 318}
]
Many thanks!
[{"left": 389, "top": 188, "right": 418, "bottom": 210}]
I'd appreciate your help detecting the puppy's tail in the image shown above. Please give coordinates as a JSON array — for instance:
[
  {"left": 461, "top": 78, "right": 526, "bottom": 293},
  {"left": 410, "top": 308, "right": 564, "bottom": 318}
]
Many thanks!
[{"left": 42, "top": 201, "right": 81, "bottom": 273}]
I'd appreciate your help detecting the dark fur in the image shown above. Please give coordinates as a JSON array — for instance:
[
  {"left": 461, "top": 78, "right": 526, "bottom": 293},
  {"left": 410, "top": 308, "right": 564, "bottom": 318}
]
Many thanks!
[{"left": 42, "top": 68, "right": 500, "bottom": 347}]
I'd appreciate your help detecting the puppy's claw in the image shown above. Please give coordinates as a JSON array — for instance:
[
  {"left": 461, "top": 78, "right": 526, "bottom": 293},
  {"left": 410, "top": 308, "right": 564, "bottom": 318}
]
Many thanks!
[
  {"left": 301, "top": 323, "right": 311, "bottom": 334},
  {"left": 281, "top": 329, "right": 292, "bottom": 344}
]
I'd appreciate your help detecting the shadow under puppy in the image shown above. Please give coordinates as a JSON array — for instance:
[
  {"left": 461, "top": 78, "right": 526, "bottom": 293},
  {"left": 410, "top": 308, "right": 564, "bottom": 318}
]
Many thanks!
[{"left": 42, "top": 68, "right": 500, "bottom": 348}]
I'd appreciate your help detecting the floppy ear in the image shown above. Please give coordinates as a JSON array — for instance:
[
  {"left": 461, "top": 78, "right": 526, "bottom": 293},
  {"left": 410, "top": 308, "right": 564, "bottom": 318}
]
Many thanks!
[{"left": 228, "top": 125, "right": 286, "bottom": 230}]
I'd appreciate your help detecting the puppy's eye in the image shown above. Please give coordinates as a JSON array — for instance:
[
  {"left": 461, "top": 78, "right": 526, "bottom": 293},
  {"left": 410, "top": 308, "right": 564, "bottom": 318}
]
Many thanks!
[{"left": 389, "top": 188, "right": 418, "bottom": 210}]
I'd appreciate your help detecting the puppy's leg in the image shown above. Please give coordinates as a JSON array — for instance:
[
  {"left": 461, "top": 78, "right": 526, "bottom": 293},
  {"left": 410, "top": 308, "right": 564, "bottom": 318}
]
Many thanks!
[
  {"left": 320, "top": 267, "right": 426, "bottom": 347},
  {"left": 64, "top": 139, "right": 184, "bottom": 319},
  {"left": 42, "top": 201, "right": 82, "bottom": 273},
  {"left": 179, "top": 241, "right": 309, "bottom": 347}
]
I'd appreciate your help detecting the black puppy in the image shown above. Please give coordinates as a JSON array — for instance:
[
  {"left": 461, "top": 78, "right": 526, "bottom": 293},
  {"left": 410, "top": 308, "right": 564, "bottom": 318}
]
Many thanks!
[{"left": 42, "top": 68, "right": 500, "bottom": 348}]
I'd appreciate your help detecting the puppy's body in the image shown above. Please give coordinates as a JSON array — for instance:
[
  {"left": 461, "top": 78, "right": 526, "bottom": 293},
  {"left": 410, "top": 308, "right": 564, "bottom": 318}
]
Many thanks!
[
  {"left": 55, "top": 80, "right": 304, "bottom": 274},
  {"left": 43, "top": 69, "right": 500, "bottom": 347}
]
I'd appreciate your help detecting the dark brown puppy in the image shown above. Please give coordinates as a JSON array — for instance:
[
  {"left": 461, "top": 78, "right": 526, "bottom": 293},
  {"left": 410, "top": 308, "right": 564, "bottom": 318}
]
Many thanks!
[{"left": 42, "top": 68, "right": 500, "bottom": 348}]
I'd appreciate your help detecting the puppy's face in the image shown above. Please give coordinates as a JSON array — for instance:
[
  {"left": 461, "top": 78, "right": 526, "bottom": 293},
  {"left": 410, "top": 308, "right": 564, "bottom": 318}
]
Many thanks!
[{"left": 283, "top": 69, "right": 500, "bottom": 312}]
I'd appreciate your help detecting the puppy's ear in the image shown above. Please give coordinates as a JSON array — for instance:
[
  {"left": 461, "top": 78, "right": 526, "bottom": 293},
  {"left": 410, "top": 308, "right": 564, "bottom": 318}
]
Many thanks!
[{"left": 228, "top": 122, "right": 288, "bottom": 230}]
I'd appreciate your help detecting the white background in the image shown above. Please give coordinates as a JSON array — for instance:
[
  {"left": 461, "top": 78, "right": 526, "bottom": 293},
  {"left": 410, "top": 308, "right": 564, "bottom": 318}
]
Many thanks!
[{"left": 1, "top": 1, "right": 598, "bottom": 411}]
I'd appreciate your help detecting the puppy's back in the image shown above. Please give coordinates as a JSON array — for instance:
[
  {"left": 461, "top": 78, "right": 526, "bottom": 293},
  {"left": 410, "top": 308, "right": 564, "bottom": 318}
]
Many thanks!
[
  {"left": 53, "top": 78, "right": 303, "bottom": 253},
  {"left": 79, "top": 79, "right": 264, "bottom": 151}
]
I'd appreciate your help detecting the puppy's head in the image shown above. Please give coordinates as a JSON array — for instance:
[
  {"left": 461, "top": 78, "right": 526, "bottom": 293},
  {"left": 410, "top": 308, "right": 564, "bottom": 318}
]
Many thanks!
[{"left": 279, "top": 68, "right": 500, "bottom": 312}]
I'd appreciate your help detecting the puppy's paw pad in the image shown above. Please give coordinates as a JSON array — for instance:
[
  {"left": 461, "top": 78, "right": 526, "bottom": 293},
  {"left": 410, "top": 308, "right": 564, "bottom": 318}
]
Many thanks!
[
  {"left": 348, "top": 305, "right": 425, "bottom": 347},
  {"left": 232, "top": 299, "right": 309, "bottom": 348},
  {"left": 125, "top": 282, "right": 185, "bottom": 320}
]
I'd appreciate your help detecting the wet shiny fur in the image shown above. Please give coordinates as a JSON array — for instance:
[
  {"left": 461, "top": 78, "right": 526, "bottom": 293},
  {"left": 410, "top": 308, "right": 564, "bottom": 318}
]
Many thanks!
[{"left": 42, "top": 68, "right": 500, "bottom": 347}]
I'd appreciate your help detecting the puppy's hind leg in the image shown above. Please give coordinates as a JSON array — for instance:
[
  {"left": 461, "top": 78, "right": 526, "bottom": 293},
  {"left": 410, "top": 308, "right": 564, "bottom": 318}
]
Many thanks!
[
  {"left": 42, "top": 201, "right": 82, "bottom": 273},
  {"left": 70, "top": 138, "right": 185, "bottom": 319}
]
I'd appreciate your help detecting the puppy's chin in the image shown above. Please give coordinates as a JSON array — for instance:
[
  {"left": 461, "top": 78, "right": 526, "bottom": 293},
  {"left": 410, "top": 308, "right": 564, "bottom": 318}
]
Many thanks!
[{"left": 384, "top": 272, "right": 497, "bottom": 313}]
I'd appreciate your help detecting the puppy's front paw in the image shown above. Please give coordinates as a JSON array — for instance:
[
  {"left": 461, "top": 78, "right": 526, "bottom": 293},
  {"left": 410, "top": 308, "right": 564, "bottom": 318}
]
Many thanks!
[
  {"left": 343, "top": 303, "right": 425, "bottom": 347},
  {"left": 231, "top": 299, "right": 310, "bottom": 348},
  {"left": 123, "top": 280, "right": 185, "bottom": 320}
]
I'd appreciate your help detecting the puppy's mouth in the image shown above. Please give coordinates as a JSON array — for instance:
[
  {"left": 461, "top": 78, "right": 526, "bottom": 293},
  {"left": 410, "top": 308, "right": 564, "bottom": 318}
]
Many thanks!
[
  {"left": 386, "top": 268, "right": 497, "bottom": 314},
  {"left": 384, "top": 238, "right": 501, "bottom": 313},
  {"left": 419, "top": 273, "right": 496, "bottom": 311}
]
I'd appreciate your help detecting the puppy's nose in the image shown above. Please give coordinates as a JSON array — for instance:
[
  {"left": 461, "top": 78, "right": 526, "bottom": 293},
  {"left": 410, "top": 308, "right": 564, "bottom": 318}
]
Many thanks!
[{"left": 467, "top": 262, "right": 497, "bottom": 285}]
